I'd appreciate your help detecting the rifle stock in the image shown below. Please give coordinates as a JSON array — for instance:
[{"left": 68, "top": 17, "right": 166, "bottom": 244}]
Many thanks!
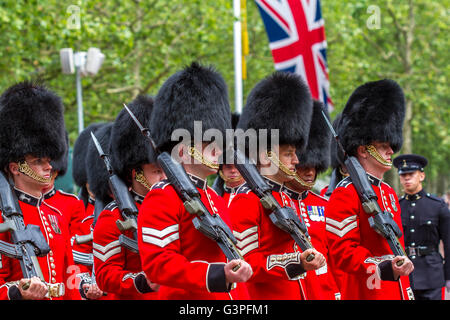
[
  {"left": 233, "top": 149, "right": 315, "bottom": 262},
  {"left": 90, "top": 132, "right": 140, "bottom": 252}
]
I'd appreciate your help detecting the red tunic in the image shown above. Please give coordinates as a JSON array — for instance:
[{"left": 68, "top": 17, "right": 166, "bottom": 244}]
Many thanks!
[
  {"left": 138, "top": 175, "right": 249, "bottom": 300},
  {"left": 228, "top": 178, "right": 309, "bottom": 300},
  {"left": 93, "top": 191, "right": 158, "bottom": 300},
  {"left": 222, "top": 183, "right": 245, "bottom": 207},
  {"left": 71, "top": 198, "right": 95, "bottom": 276},
  {"left": 283, "top": 187, "right": 341, "bottom": 300},
  {"left": 0, "top": 188, "right": 81, "bottom": 300},
  {"left": 43, "top": 188, "right": 85, "bottom": 238},
  {"left": 325, "top": 175, "right": 414, "bottom": 300}
]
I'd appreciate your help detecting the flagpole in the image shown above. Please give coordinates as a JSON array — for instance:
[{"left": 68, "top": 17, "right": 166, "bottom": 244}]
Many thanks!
[{"left": 233, "top": 0, "right": 243, "bottom": 113}]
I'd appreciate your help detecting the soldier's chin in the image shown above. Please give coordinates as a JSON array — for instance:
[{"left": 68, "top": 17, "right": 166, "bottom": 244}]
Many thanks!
[{"left": 39, "top": 180, "right": 52, "bottom": 189}]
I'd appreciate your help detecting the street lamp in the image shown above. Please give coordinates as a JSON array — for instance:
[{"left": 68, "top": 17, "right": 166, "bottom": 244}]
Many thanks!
[{"left": 60, "top": 47, "right": 105, "bottom": 133}]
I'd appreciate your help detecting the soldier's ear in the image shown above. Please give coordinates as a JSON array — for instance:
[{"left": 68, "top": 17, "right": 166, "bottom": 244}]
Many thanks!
[
  {"left": 356, "top": 145, "right": 368, "bottom": 159},
  {"left": 419, "top": 171, "right": 425, "bottom": 182},
  {"left": 8, "top": 162, "right": 20, "bottom": 176}
]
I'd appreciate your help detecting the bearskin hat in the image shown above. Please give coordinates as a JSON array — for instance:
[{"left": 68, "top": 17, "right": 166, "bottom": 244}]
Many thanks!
[
  {"left": 237, "top": 71, "right": 313, "bottom": 153},
  {"left": 110, "top": 95, "right": 156, "bottom": 185},
  {"left": 297, "top": 100, "right": 331, "bottom": 174},
  {"left": 150, "top": 62, "right": 231, "bottom": 153},
  {"left": 85, "top": 122, "right": 113, "bottom": 204},
  {"left": 50, "top": 131, "right": 69, "bottom": 177},
  {"left": 339, "top": 79, "right": 405, "bottom": 156},
  {"left": 0, "top": 81, "right": 66, "bottom": 170},
  {"left": 72, "top": 122, "right": 106, "bottom": 188}
]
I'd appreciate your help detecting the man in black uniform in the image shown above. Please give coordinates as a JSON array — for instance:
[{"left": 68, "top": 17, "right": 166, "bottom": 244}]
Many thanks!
[{"left": 394, "top": 154, "right": 450, "bottom": 300}]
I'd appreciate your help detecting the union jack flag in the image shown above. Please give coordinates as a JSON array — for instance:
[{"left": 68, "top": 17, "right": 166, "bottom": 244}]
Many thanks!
[{"left": 255, "top": 0, "right": 333, "bottom": 110}]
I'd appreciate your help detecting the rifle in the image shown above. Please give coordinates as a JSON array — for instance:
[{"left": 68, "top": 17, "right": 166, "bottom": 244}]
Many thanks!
[
  {"left": 324, "top": 168, "right": 342, "bottom": 198},
  {"left": 124, "top": 104, "right": 243, "bottom": 268},
  {"left": 211, "top": 174, "right": 225, "bottom": 197},
  {"left": 321, "top": 110, "right": 406, "bottom": 266},
  {"left": 232, "top": 148, "right": 315, "bottom": 262},
  {"left": 90, "top": 132, "right": 139, "bottom": 253},
  {"left": 74, "top": 198, "right": 102, "bottom": 244},
  {"left": 0, "top": 171, "right": 64, "bottom": 298}
]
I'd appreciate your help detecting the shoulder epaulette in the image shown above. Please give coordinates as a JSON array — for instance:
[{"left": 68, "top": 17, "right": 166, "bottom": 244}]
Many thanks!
[
  {"left": 150, "top": 179, "right": 171, "bottom": 191},
  {"left": 335, "top": 176, "right": 352, "bottom": 189},
  {"left": 234, "top": 183, "right": 251, "bottom": 195},
  {"left": 81, "top": 215, "right": 94, "bottom": 223},
  {"left": 310, "top": 191, "right": 328, "bottom": 202},
  {"left": 425, "top": 193, "right": 444, "bottom": 203},
  {"left": 103, "top": 200, "right": 118, "bottom": 212},
  {"left": 57, "top": 189, "right": 80, "bottom": 200}
]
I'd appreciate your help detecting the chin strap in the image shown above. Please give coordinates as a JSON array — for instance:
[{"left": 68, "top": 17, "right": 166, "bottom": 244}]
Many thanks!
[
  {"left": 366, "top": 145, "right": 393, "bottom": 167},
  {"left": 135, "top": 169, "right": 152, "bottom": 191},
  {"left": 18, "top": 161, "right": 52, "bottom": 183},
  {"left": 266, "top": 151, "right": 297, "bottom": 177},
  {"left": 187, "top": 146, "right": 219, "bottom": 170},
  {"left": 293, "top": 174, "right": 315, "bottom": 190}
]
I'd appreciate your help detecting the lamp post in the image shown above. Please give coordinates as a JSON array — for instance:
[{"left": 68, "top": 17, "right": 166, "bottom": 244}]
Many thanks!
[{"left": 60, "top": 47, "right": 105, "bottom": 134}]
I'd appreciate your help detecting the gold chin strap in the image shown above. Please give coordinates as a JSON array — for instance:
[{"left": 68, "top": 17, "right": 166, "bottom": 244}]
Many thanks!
[
  {"left": 18, "top": 161, "right": 52, "bottom": 184},
  {"left": 135, "top": 170, "right": 152, "bottom": 191},
  {"left": 188, "top": 146, "right": 219, "bottom": 170},
  {"left": 266, "top": 151, "right": 297, "bottom": 177},
  {"left": 339, "top": 167, "right": 350, "bottom": 177},
  {"left": 218, "top": 170, "right": 243, "bottom": 184},
  {"left": 365, "top": 145, "right": 392, "bottom": 167},
  {"left": 293, "top": 174, "right": 315, "bottom": 190}
]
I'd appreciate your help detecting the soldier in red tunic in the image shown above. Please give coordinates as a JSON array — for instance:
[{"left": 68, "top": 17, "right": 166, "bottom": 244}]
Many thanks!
[
  {"left": 211, "top": 113, "right": 245, "bottom": 207},
  {"left": 284, "top": 100, "right": 341, "bottom": 300},
  {"left": 70, "top": 123, "right": 110, "bottom": 300},
  {"left": 0, "top": 81, "right": 80, "bottom": 300},
  {"left": 138, "top": 62, "right": 252, "bottom": 300},
  {"left": 228, "top": 72, "right": 325, "bottom": 300},
  {"left": 325, "top": 79, "right": 415, "bottom": 300},
  {"left": 219, "top": 164, "right": 246, "bottom": 207},
  {"left": 42, "top": 131, "right": 85, "bottom": 239},
  {"left": 93, "top": 95, "right": 164, "bottom": 299}
]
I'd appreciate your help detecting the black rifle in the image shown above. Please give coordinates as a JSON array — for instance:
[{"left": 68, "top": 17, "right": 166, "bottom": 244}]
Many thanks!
[
  {"left": 124, "top": 104, "right": 243, "bottom": 267},
  {"left": 211, "top": 174, "right": 225, "bottom": 197},
  {"left": 324, "top": 168, "right": 342, "bottom": 198},
  {"left": 90, "top": 132, "right": 139, "bottom": 253},
  {"left": 74, "top": 199, "right": 104, "bottom": 248},
  {"left": 232, "top": 148, "right": 315, "bottom": 262},
  {"left": 0, "top": 171, "right": 64, "bottom": 297},
  {"left": 321, "top": 110, "right": 406, "bottom": 265}
]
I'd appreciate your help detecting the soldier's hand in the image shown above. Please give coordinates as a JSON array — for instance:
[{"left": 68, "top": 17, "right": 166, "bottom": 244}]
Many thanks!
[
  {"left": 82, "top": 283, "right": 104, "bottom": 300},
  {"left": 19, "top": 277, "right": 48, "bottom": 300},
  {"left": 145, "top": 274, "right": 160, "bottom": 292},
  {"left": 225, "top": 259, "right": 253, "bottom": 283},
  {"left": 392, "top": 256, "right": 414, "bottom": 278},
  {"left": 300, "top": 249, "right": 326, "bottom": 271}
]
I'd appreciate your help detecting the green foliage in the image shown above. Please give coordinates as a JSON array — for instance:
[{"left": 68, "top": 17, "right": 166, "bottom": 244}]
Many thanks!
[{"left": 0, "top": 0, "right": 448, "bottom": 193}]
